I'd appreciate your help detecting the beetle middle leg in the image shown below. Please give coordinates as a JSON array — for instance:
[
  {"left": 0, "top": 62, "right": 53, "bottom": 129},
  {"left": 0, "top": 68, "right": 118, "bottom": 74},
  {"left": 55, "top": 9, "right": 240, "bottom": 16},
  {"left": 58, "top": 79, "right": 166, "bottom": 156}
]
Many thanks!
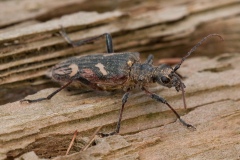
[
  {"left": 142, "top": 87, "right": 195, "bottom": 129},
  {"left": 60, "top": 28, "right": 114, "bottom": 53},
  {"left": 99, "top": 92, "right": 130, "bottom": 137}
]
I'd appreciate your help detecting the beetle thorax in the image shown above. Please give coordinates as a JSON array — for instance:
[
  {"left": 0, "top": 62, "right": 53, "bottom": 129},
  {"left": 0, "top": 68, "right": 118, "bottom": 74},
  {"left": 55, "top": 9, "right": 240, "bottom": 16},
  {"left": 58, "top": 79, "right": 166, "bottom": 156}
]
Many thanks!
[{"left": 130, "top": 63, "right": 155, "bottom": 86}]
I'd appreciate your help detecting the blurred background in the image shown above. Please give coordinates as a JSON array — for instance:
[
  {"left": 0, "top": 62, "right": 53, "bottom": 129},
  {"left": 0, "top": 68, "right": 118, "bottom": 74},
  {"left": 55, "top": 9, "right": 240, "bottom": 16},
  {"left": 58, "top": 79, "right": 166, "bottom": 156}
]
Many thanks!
[{"left": 0, "top": 0, "right": 239, "bottom": 104}]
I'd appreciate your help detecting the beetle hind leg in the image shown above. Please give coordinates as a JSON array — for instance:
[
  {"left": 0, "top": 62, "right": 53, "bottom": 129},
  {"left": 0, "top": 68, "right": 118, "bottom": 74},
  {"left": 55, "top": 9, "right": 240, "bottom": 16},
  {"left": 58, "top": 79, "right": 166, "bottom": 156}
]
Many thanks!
[
  {"left": 59, "top": 27, "right": 114, "bottom": 53},
  {"left": 20, "top": 81, "right": 72, "bottom": 103}
]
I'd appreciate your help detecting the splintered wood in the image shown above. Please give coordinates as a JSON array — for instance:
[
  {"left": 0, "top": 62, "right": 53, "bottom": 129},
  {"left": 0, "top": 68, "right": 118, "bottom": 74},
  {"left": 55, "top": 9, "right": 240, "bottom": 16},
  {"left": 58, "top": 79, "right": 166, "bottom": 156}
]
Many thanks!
[
  {"left": 0, "top": 53, "right": 240, "bottom": 159},
  {"left": 0, "top": 0, "right": 240, "bottom": 104},
  {"left": 0, "top": 0, "right": 240, "bottom": 159}
]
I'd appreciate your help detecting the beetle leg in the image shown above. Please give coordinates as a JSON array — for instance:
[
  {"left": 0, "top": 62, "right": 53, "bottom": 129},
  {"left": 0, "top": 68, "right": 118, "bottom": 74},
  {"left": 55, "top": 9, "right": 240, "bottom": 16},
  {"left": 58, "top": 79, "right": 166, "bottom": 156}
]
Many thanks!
[
  {"left": 21, "top": 81, "right": 72, "bottom": 103},
  {"left": 60, "top": 27, "right": 114, "bottom": 53},
  {"left": 99, "top": 92, "right": 130, "bottom": 137},
  {"left": 142, "top": 87, "right": 196, "bottom": 130},
  {"left": 144, "top": 54, "right": 154, "bottom": 65},
  {"left": 104, "top": 33, "right": 114, "bottom": 53}
]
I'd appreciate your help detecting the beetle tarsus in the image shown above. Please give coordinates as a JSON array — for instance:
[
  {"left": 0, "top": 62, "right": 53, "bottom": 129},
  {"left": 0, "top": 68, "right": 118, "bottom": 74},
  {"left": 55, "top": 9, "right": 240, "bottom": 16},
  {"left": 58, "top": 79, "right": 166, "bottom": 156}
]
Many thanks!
[
  {"left": 98, "top": 131, "right": 118, "bottom": 137},
  {"left": 20, "top": 98, "right": 49, "bottom": 103},
  {"left": 179, "top": 118, "right": 196, "bottom": 130}
]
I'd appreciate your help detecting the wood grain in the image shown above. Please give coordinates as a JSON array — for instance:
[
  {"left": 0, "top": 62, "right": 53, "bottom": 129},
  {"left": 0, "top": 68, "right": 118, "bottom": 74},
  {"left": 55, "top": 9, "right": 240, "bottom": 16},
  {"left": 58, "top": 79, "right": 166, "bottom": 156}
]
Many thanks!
[
  {"left": 1, "top": 53, "right": 239, "bottom": 159},
  {"left": 0, "top": 0, "right": 240, "bottom": 159},
  {"left": 0, "top": 0, "right": 240, "bottom": 104}
]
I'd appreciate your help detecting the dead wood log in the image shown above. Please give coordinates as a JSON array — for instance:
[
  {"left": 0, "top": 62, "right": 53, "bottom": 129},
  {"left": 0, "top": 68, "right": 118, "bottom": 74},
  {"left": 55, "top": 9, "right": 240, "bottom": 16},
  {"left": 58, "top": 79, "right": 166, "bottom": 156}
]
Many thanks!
[
  {"left": 0, "top": 0, "right": 240, "bottom": 104},
  {"left": 0, "top": 1, "right": 240, "bottom": 158},
  {"left": 0, "top": 53, "right": 239, "bottom": 159}
]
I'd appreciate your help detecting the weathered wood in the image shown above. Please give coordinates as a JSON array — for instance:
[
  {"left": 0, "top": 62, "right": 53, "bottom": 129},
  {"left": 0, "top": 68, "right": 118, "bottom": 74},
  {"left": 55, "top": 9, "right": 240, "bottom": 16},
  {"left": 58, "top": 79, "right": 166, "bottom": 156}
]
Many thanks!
[
  {"left": 0, "top": 0, "right": 240, "bottom": 159},
  {"left": 0, "top": 0, "right": 240, "bottom": 104},
  {"left": 0, "top": 0, "right": 117, "bottom": 28},
  {"left": 0, "top": 53, "right": 239, "bottom": 159}
]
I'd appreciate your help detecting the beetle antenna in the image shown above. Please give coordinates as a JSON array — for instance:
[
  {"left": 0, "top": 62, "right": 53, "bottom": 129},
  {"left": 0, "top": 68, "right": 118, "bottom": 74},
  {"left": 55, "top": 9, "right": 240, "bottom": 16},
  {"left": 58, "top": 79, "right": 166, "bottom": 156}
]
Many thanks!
[
  {"left": 180, "top": 83, "right": 187, "bottom": 109},
  {"left": 173, "top": 73, "right": 187, "bottom": 109},
  {"left": 173, "top": 34, "right": 223, "bottom": 72}
]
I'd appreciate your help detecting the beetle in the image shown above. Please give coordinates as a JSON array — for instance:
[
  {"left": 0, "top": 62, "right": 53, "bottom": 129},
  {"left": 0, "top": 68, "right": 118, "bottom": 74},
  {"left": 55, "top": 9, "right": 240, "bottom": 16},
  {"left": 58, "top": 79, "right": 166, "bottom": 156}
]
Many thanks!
[{"left": 21, "top": 30, "right": 222, "bottom": 136}]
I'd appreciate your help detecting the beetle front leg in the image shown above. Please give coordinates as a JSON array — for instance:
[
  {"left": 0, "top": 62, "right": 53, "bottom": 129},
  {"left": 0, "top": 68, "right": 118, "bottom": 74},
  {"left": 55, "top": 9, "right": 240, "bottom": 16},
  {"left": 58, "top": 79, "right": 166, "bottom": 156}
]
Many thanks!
[
  {"left": 20, "top": 81, "right": 72, "bottom": 103},
  {"left": 142, "top": 87, "right": 195, "bottom": 129},
  {"left": 60, "top": 27, "right": 114, "bottom": 53},
  {"left": 99, "top": 92, "right": 130, "bottom": 137}
]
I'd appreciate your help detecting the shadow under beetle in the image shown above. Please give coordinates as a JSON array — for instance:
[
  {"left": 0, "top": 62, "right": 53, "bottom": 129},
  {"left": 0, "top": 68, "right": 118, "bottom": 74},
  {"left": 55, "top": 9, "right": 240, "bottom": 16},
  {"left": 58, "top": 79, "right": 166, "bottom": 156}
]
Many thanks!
[{"left": 21, "top": 30, "right": 223, "bottom": 137}]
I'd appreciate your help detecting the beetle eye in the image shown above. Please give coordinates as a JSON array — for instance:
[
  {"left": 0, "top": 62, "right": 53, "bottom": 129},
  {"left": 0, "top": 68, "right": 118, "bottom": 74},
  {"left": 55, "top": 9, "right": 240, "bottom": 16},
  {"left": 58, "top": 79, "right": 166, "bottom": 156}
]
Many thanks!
[{"left": 161, "top": 76, "right": 170, "bottom": 84}]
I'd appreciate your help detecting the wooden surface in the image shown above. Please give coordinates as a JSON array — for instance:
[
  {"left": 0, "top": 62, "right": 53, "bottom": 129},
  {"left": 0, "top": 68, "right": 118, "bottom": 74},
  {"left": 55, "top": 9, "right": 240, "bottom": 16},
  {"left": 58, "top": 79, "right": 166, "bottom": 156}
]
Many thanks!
[
  {"left": 1, "top": 53, "right": 240, "bottom": 159},
  {"left": 0, "top": 0, "right": 240, "bottom": 159},
  {"left": 0, "top": 0, "right": 240, "bottom": 104}
]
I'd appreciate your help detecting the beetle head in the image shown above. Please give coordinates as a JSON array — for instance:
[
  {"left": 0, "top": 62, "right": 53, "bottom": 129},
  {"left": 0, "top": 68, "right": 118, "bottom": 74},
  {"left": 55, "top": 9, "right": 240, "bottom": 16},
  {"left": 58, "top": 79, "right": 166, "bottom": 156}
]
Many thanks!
[
  {"left": 153, "top": 64, "right": 184, "bottom": 91},
  {"left": 153, "top": 63, "right": 187, "bottom": 108},
  {"left": 154, "top": 34, "right": 223, "bottom": 109},
  {"left": 155, "top": 34, "right": 223, "bottom": 92}
]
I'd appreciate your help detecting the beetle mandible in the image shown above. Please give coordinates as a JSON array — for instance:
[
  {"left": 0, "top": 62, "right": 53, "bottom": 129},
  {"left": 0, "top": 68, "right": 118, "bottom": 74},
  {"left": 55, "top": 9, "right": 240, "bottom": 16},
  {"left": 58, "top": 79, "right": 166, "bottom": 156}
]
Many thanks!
[{"left": 21, "top": 30, "right": 223, "bottom": 137}]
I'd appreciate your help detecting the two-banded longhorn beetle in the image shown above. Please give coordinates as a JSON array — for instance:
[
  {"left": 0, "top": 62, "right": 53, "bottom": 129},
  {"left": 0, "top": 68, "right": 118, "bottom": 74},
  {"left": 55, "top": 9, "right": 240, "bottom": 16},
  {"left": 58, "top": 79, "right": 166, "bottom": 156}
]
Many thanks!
[{"left": 21, "top": 29, "right": 223, "bottom": 137}]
